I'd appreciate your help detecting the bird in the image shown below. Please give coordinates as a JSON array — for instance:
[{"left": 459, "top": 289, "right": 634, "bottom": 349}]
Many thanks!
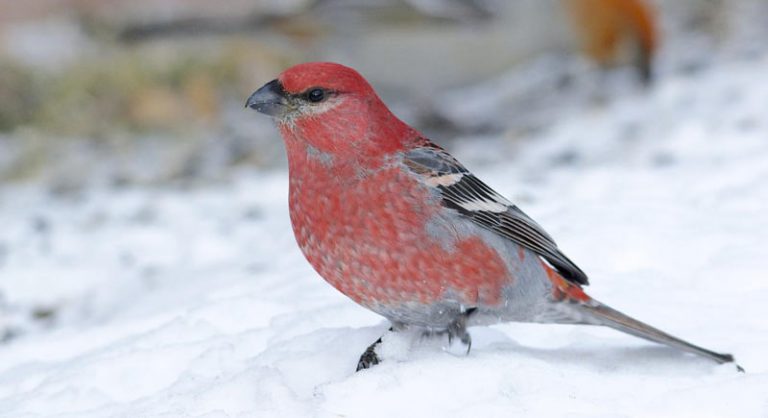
[
  {"left": 246, "top": 62, "right": 739, "bottom": 371},
  {"left": 564, "top": 0, "right": 658, "bottom": 84}
]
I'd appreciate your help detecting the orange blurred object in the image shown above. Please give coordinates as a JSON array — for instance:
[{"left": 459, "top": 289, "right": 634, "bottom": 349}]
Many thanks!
[{"left": 564, "top": 0, "right": 658, "bottom": 84}]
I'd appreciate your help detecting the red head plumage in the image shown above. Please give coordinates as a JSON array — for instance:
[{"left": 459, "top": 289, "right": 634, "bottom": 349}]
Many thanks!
[
  {"left": 247, "top": 62, "right": 419, "bottom": 163},
  {"left": 278, "top": 62, "right": 377, "bottom": 97}
]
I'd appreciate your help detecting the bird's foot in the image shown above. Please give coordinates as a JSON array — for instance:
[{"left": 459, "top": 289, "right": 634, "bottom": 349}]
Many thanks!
[
  {"left": 446, "top": 324, "right": 472, "bottom": 355},
  {"left": 446, "top": 308, "right": 476, "bottom": 355},
  {"left": 356, "top": 339, "right": 382, "bottom": 371},
  {"left": 355, "top": 326, "right": 394, "bottom": 372}
]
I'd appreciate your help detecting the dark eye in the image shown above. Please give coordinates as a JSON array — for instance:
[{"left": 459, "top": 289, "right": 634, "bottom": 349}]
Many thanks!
[{"left": 306, "top": 88, "right": 326, "bottom": 103}]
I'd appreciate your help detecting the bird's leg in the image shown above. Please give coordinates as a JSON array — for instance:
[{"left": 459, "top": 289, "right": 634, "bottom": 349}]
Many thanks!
[
  {"left": 447, "top": 308, "right": 476, "bottom": 355},
  {"left": 356, "top": 326, "right": 394, "bottom": 372}
]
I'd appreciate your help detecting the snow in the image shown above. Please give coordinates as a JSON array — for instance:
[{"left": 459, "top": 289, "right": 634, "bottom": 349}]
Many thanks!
[{"left": 2, "top": 55, "right": 768, "bottom": 417}]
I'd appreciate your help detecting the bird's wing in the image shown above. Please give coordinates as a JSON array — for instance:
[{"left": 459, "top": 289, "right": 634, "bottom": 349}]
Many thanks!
[{"left": 403, "top": 141, "right": 589, "bottom": 285}]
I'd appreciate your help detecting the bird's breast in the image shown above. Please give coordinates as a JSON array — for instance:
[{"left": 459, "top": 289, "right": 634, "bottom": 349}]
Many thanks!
[{"left": 286, "top": 153, "right": 514, "bottom": 322}]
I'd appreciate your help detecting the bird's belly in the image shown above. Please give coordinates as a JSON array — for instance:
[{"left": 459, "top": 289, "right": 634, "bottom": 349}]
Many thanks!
[{"left": 288, "top": 167, "right": 551, "bottom": 327}]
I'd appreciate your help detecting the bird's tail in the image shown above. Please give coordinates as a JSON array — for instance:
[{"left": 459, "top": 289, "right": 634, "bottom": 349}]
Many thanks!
[{"left": 574, "top": 300, "right": 742, "bottom": 370}]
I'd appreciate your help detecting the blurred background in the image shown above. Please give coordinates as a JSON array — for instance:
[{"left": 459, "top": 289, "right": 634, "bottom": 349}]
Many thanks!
[
  {"left": 0, "top": 0, "right": 765, "bottom": 188},
  {"left": 1, "top": 0, "right": 768, "bottom": 388}
]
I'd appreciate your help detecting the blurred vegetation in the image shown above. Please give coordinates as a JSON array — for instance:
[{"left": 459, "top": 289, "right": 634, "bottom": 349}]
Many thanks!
[
  {"left": 0, "top": 59, "right": 40, "bottom": 131},
  {"left": 0, "top": 33, "right": 303, "bottom": 186},
  {"left": 0, "top": 40, "right": 292, "bottom": 137}
]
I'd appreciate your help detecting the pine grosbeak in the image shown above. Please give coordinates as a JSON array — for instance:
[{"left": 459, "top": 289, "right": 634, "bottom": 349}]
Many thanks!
[{"left": 246, "top": 62, "right": 738, "bottom": 371}]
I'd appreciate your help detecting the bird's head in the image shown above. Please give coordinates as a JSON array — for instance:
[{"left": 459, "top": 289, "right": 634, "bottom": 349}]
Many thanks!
[{"left": 246, "top": 62, "right": 417, "bottom": 159}]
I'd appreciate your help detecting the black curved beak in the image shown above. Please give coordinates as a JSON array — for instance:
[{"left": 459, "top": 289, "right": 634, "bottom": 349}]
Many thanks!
[{"left": 246, "top": 79, "right": 288, "bottom": 117}]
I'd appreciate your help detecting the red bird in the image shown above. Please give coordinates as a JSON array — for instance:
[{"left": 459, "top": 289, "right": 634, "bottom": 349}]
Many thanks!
[{"left": 246, "top": 62, "right": 739, "bottom": 371}]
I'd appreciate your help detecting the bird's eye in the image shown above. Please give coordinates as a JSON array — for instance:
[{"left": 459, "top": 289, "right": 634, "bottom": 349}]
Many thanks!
[{"left": 306, "top": 88, "right": 326, "bottom": 103}]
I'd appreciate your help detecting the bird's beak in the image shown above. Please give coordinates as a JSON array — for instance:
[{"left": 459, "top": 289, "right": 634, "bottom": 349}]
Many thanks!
[{"left": 246, "top": 79, "right": 288, "bottom": 117}]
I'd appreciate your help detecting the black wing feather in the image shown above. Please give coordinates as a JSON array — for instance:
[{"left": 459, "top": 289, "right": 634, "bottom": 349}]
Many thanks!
[{"left": 404, "top": 142, "right": 589, "bottom": 286}]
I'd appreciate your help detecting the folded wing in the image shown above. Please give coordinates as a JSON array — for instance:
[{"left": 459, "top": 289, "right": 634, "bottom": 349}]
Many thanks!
[{"left": 404, "top": 142, "right": 589, "bottom": 285}]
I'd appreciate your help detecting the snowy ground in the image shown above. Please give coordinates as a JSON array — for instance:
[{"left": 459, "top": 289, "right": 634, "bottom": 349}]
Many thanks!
[{"left": 2, "top": 54, "right": 768, "bottom": 417}]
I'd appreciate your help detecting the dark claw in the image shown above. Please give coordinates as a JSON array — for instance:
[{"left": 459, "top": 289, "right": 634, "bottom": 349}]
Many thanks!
[
  {"left": 447, "top": 326, "right": 472, "bottom": 355},
  {"left": 446, "top": 307, "right": 475, "bottom": 355},
  {"left": 355, "top": 327, "right": 393, "bottom": 372},
  {"left": 356, "top": 342, "right": 381, "bottom": 371}
]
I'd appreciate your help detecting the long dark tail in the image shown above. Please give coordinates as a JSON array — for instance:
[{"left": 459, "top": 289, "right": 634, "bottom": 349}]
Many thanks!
[{"left": 577, "top": 300, "right": 742, "bottom": 370}]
